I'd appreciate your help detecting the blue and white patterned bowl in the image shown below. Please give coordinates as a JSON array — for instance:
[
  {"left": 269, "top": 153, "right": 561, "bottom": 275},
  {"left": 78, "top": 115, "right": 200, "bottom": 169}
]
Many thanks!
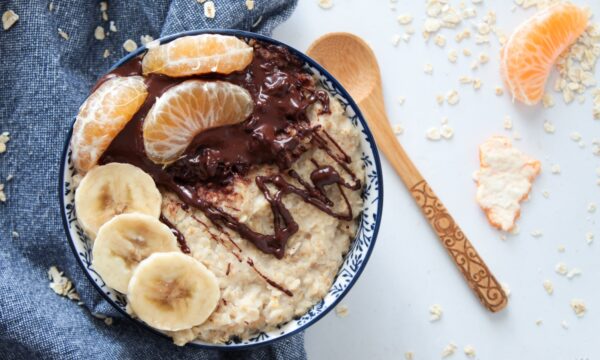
[{"left": 59, "top": 29, "right": 383, "bottom": 349}]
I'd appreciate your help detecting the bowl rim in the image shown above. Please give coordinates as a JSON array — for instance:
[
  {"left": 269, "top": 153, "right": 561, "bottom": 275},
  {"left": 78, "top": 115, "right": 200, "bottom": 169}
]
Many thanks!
[{"left": 59, "top": 28, "right": 384, "bottom": 350}]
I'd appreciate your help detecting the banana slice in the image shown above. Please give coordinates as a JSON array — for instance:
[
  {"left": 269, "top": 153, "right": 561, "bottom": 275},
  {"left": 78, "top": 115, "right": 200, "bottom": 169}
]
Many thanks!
[
  {"left": 128, "top": 252, "right": 220, "bottom": 331},
  {"left": 74, "top": 163, "right": 162, "bottom": 239},
  {"left": 92, "top": 213, "right": 180, "bottom": 293}
]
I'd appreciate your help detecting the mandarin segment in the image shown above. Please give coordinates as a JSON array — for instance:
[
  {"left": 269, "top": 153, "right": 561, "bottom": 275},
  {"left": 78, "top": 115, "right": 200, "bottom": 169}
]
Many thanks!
[
  {"left": 71, "top": 76, "right": 148, "bottom": 173},
  {"left": 143, "top": 80, "right": 253, "bottom": 164},
  {"left": 501, "top": 3, "right": 588, "bottom": 105},
  {"left": 142, "top": 34, "right": 253, "bottom": 77}
]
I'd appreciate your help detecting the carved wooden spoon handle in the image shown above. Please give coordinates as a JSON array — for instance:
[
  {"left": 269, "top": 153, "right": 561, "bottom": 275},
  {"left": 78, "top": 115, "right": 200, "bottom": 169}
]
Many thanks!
[{"left": 410, "top": 180, "right": 508, "bottom": 312}]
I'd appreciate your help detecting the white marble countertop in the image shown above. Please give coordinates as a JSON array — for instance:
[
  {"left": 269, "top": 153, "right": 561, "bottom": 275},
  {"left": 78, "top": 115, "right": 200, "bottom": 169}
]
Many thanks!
[{"left": 273, "top": 1, "right": 600, "bottom": 359}]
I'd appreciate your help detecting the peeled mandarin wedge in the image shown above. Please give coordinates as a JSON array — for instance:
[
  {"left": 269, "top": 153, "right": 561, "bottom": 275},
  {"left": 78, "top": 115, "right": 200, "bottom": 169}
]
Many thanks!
[
  {"left": 142, "top": 34, "right": 253, "bottom": 77},
  {"left": 71, "top": 76, "right": 148, "bottom": 173},
  {"left": 500, "top": 2, "right": 588, "bottom": 105},
  {"left": 143, "top": 80, "right": 253, "bottom": 164}
]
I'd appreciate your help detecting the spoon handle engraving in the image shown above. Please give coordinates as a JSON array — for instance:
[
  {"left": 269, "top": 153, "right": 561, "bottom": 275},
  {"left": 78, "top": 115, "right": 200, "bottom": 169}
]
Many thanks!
[{"left": 410, "top": 180, "right": 508, "bottom": 312}]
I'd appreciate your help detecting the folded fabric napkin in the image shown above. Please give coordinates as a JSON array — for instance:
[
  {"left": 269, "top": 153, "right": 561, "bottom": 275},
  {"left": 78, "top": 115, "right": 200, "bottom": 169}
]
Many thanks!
[{"left": 0, "top": 1, "right": 306, "bottom": 359}]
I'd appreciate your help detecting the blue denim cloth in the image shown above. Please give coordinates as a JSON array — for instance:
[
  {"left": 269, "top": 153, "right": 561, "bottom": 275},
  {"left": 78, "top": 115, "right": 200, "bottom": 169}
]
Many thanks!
[{"left": 0, "top": 1, "right": 305, "bottom": 359}]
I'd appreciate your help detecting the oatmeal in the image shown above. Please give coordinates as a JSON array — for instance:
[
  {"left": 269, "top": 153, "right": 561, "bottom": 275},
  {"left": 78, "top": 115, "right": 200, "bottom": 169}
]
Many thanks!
[{"left": 72, "top": 35, "right": 365, "bottom": 345}]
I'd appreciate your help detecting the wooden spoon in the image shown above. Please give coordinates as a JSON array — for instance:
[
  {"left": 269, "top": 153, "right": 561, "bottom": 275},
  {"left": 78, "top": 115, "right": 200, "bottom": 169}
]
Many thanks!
[{"left": 308, "top": 32, "right": 508, "bottom": 312}]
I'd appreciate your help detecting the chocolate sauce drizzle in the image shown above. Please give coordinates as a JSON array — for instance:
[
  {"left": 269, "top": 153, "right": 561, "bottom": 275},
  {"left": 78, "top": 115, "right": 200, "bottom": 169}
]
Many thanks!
[
  {"left": 99, "top": 40, "right": 361, "bottom": 260},
  {"left": 159, "top": 214, "right": 190, "bottom": 254}
]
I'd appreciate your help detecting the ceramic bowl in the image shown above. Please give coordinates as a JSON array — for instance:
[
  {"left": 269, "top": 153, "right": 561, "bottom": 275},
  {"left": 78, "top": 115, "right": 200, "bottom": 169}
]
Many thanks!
[{"left": 59, "top": 29, "right": 383, "bottom": 349}]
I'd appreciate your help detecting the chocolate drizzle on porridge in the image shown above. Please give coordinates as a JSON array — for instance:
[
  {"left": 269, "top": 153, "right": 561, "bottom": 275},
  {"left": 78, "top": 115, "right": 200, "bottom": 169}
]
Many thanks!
[
  {"left": 159, "top": 214, "right": 190, "bottom": 254},
  {"left": 99, "top": 40, "right": 361, "bottom": 261}
]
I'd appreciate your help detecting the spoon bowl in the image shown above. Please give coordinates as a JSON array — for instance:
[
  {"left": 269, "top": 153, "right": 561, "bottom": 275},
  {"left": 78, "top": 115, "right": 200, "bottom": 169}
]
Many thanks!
[{"left": 307, "top": 33, "right": 379, "bottom": 103}]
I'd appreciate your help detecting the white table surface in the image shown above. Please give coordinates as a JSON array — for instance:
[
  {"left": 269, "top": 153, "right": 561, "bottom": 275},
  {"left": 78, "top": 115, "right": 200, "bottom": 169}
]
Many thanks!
[{"left": 273, "top": 1, "right": 600, "bottom": 359}]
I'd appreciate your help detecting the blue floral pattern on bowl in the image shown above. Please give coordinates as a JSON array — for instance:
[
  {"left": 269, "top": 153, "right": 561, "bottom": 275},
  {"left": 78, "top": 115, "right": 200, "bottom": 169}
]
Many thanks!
[{"left": 59, "top": 29, "right": 383, "bottom": 350}]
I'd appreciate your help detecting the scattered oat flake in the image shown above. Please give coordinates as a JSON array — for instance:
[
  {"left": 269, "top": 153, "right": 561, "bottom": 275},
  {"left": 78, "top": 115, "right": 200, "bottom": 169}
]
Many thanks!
[
  {"left": 0, "top": 184, "right": 5, "bottom": 202},
  {"left": 588, "top": 202, "right": 597, "bottom": 213},
  {"left": 557, "top": 244, "right": 565, "bottom": 252},
  {"left": 503, "top": 116, "right": 513, "bottom": 130},
  {"left": 570, "top": 132, "right": 582, "bottom": 142},
  {"left": 555, "top": 262, "right": 568, "bottom": 276},
  {"left": 109, "top": 21, "right": 117, "bottom": 32},
  {"left": 48, "top": 266, "right": 80, "bottom": 301},
  {"left": 246, "top": 0, "right": 255, "bottom": 10},
  {"left": 455, "top": 29, "right": 471, "bottom": 42},
  {"left": 434, "top": 34, "right": 446, "bottom": 47},
  {"left": 397, "top": 96, "right": 406, "bottom": 105},
  {"left": 140, "top": 35, "right": 154, "bottom": 46},
  {"left": 440, "top": 125, "right": 454, "bottom": 139},
  {"left": 543, "top": 280, "right": 554, "bottom": 295},
  {"left": 393, "top": 124, "right": 404, "bottom": 135},
  {"left": 391, "top": 34, "right": 402, "bottom": 47},
  {"left": 459, "top": 76, "right": 473, "bottom": 84},
  {"left": 442, "top": 342, "right": 457, "bottom": 358},
  {"left": 585, "top": 232, "right": 594, "bottom": 245},
  {"left": 436, "top": 94, "right": 445, "bottom": 105},
  {"left": 543, "top": 120, "right": 555, "bottom": 133},
  {"left": 446, "top": 90, "right": 460, "bottom": 105},
  {"left": 424, "top": 63, "right": 433, "bottom": 74},
  {"left": 536, "top": 319, "right": 543, "bottom": 326},
  {"left": 404, "top": 352, "right": 414, "bottom": 360},
  {"left": 103, "top": 49, "right": 110, "bottom": 58},
  {"left": 448, "top": 49, "right": 458, "bottom": 63},
  {"left": 542, "top": 190, "right": 550, "bottom": 198},
  {"left": 94, "top": 26, "right": 105, "bottom": 40},
  {"left": 530, "top": 229, "right": 543, "bottom": 237},
  {"left": 0, "top": 132, "right": 10, "bottom": 154},
  {"left": 542, "top": 93, "right": 555, "bottom": 108},
  {"left": 123, "top": 39, "right": 137, "bottom": 53},
  {"left": 398, "top": 14, "right": 413, "bottom": 25},
  {"left": 11, "top": 231, "right": 19, "bottom": 238},
  {"left": 426, "top": 127, "right": 441, "bottom": 141},
  {"left": 100, "top": 1, "right": 108, "bottom": 11},
  {"left": 318, "top": 0, "right": 333, "bottom": 9},
  {"left": 570, "top": 299, "right": 586, "bottom": 317},
  {"left": 429, "top": 304, "right": 443, "bottom": 322},
  {"left": 464, "top": 345, "right": 476, "bottom": 358},
  {"left": 58, "top": 28, "right": 70, "bottom": 40},
  {"left": 567, "top": 268, "right": 582, "bottom": 279},
  {"left": 204, "top": 1, "right": 216, "bottom": 18},
  {"left": 462, "top": 48, "right": 472, "bottom": 56},
  {"left": 550, "top": 164, "right": 561, "bottom": 174},
  {"left": 335, "top": 304, "right": 349, "bottom": 318},
  {"left": 561, "top": 320, "right": 569, "bottom": 329},
  {"left": 478, "top": 53, "right": 489, "bottom": 64},
  {"left": 473, "top": 78, "right": 482, "bottom": 90},
  {"left": 2, "top": 10, "right": 19, "bottom": 30}
]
